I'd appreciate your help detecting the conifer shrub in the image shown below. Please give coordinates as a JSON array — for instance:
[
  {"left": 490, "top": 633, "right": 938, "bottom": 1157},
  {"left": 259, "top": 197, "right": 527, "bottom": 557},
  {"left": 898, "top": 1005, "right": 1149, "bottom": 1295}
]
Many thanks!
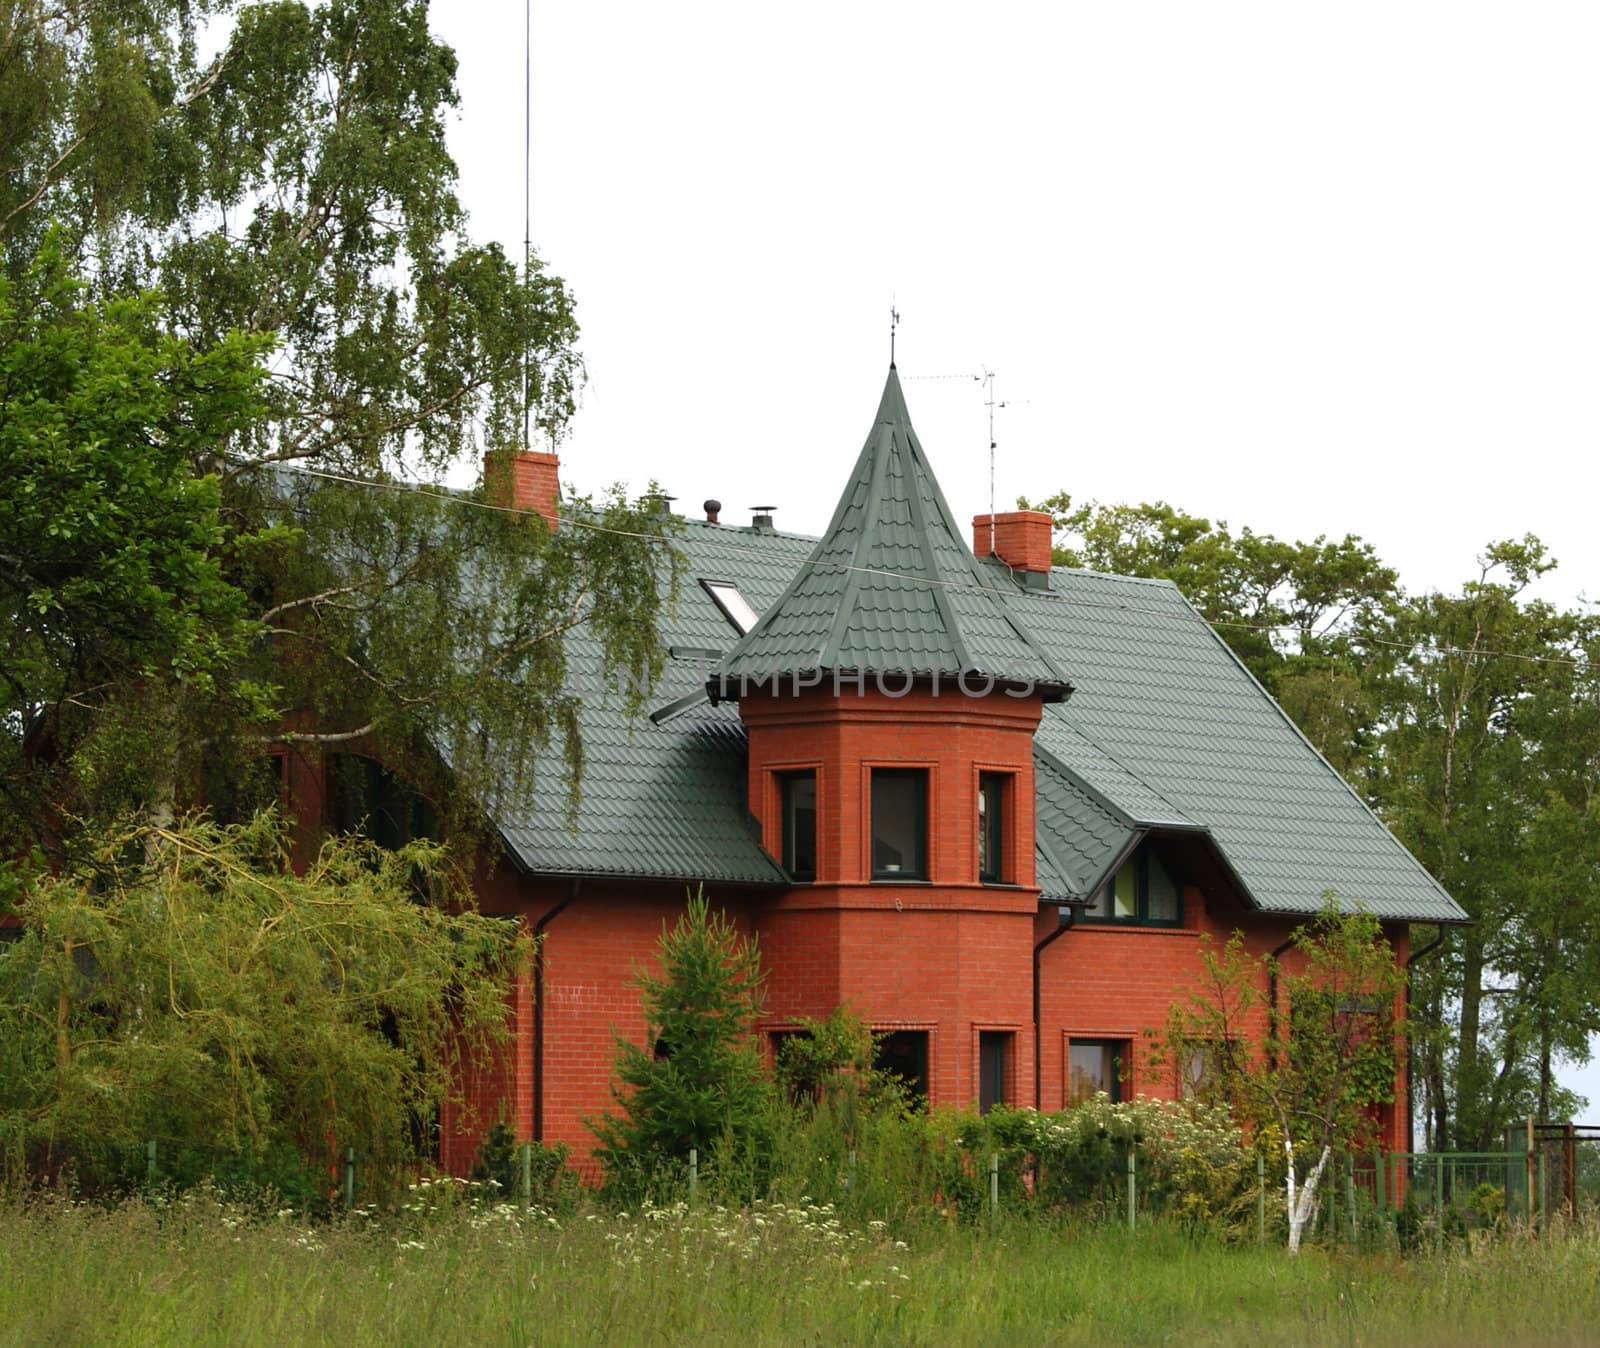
[{"left": 590, "top": 889, "right": 778, "bottom": 1200}]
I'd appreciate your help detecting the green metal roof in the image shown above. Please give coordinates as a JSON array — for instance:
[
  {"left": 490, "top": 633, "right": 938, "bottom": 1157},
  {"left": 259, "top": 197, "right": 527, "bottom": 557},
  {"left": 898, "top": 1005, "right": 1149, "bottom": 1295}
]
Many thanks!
[
  {"left": 1033, "top": 747, "right": 1138, "bottom": 903},
  {"left": 714, "top": 368, "right": 1069, "bottom": 700},
  {"left": 491, "top": 519, "right": 815, "bottom": 886},
  {"left": 485, "top": 376, "right": 1466, "bottom": 925},
  {"left": 1019, "top": 568, "right": 1465, "bottom": 922}
]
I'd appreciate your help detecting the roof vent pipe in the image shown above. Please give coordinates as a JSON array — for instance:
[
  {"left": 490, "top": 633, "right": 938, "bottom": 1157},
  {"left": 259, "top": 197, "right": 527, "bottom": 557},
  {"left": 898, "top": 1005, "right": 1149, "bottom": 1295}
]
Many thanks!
[
  {"left": 703, "top": 499, "right": 722, "bottom": 525},
  {"left": 750, "top": 505, "right": 776, "bottom": 533}
]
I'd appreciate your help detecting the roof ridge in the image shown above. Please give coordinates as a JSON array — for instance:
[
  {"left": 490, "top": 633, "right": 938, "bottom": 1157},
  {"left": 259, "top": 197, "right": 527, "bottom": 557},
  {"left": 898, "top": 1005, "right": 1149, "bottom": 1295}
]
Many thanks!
[
  {"left": 819, "top": 421, "right": 890, "bottom": 668},
  {"left": 900, "top": 432, "right": 975, "bottom": 673},
  {"left": 1042, "top": 564, "right": 1185, "bottom": 589}
]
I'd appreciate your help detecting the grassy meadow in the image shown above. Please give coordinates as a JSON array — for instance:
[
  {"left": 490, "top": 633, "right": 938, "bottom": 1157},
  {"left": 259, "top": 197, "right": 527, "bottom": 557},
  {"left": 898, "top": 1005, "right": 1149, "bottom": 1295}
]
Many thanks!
[{"left": 2, "top": 1189, "right": 1596, "bottom": 1347}]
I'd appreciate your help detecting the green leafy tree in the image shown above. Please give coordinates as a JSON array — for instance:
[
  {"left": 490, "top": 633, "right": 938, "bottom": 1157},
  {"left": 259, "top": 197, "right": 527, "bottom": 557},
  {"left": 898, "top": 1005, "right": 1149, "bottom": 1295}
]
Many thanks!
[
  {"left": 0, "top": 2, "right": 682, "bottom": 849},
  {"left": 0, "top": 234, "right": 272, "bottom": 839},
  {"left": 1021, "top": 491, "right": 1399, "bottom": 777},
  {"left": 0, "top": 812, "right": 526, "bottom": 1199},
  {"left": 1372, "top": 539, "right": 1595, "bottom": 1148},
  {"left": 1158, "top": 905, "right": 1405, "bottom": 1254},
  {"left": 591, "top": 890, "right": 776, "bottom": 1191},
  {"left": 1, "top": 0, "right": 572, "bottom": 463}
]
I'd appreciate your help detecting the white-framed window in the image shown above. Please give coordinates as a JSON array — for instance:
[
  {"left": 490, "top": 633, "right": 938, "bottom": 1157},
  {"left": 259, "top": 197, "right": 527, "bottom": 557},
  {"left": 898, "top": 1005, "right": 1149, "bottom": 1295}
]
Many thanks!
[{"left": 701, "top": 579, "right": 759, "bottom": 634}]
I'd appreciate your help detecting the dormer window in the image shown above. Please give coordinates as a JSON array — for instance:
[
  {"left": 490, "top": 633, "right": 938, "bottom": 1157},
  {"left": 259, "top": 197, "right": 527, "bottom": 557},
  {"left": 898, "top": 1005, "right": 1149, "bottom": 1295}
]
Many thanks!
[
  {"left": 1082, "top": 845, "right": 1182, "bottom": 927},
  {"left": 702, "top": 580, "right": 759, "bottom": 635}
]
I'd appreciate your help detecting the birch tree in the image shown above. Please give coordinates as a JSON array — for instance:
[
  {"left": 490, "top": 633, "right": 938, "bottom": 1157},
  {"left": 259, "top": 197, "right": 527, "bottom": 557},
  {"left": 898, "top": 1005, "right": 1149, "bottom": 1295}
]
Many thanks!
[
  {"left": 1, "top": 1, "right": 681, "bottom": 851},
  {"left": 1160, "top": 906, "right": 1405, "bottom": 1254}
]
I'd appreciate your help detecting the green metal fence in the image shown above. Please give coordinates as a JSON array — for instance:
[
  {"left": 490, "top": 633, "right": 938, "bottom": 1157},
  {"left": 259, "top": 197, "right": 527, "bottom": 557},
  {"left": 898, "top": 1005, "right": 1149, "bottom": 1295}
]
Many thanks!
[{"left": 1301, "top": 1150, "right": 1539, "bottom": 1249}]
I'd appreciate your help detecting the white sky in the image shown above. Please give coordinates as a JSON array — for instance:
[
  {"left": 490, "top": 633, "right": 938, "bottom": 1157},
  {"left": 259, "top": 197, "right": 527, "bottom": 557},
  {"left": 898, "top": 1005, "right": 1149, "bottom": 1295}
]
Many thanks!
[
  {"left": 433, "top": 1, "right": 1599, "bottom": 1111},
  {"left": 437, "top": 0, "right": 1598, "bottom": 608}
]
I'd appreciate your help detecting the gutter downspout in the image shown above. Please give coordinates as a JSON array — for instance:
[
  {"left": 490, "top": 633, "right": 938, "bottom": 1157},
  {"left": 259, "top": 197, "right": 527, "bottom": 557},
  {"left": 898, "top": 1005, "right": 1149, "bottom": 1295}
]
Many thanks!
[
  {"left": 1266, "top": 935, "right": 1296, "bottom": 1069},
  {"left": 1403, "top": 926, "right": 1448, "bottom": 1155},
  {"left": 532, "top": 878, "right": 580, "bottom": 1143},
  {"left": 1034, "top": 907, "right": 1080, "bottom": 1110}
]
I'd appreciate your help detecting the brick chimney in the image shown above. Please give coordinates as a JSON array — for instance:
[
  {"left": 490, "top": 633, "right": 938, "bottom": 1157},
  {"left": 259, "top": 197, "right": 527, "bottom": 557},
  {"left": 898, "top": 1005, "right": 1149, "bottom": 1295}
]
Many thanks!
[
  {"left": 483, "top": 449, "right": 560, "bottom": 530},
  {"left": 972, "top": 511, "right": 1054, "bottom": 574}
]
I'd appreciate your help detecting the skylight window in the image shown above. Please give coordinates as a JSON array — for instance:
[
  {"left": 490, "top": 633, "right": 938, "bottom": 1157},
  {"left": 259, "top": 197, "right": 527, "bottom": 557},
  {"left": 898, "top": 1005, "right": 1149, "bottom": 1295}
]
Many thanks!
[{"left": 702, "top": 580, "right": 760, "bottom": 635}]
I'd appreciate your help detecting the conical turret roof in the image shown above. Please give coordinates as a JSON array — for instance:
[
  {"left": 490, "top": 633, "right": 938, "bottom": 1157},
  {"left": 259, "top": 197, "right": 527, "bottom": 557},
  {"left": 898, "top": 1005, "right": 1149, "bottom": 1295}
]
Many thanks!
[{"left": 714, "top": 367, "right": 1070, "bottom": 701}]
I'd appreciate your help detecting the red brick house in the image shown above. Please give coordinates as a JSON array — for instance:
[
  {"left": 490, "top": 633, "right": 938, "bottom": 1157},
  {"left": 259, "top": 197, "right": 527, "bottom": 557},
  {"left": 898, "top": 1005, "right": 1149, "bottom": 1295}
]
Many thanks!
[{"left": 314, "top": 367, "right": 1465, "bottom": 1174}]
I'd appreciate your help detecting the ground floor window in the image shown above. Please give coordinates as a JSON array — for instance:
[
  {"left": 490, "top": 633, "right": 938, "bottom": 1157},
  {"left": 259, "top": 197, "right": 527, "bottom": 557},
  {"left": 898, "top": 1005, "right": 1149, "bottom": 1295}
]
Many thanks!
[
  {"left": 1178, "top": 1040, "right": 1226, "bottom": 1100},
  {"left": 874, "top": 1029, "right": 929, "bottom": 1104},
  {"left": 1066, "top": 1038, "right": 1126, "bottom": 1106},
  {"left": 978, "top": 1031, "right": 1010, "bottom": 1113},
  {"left": 770, "top": 1028, "right": 815, "bottom": 1102}
]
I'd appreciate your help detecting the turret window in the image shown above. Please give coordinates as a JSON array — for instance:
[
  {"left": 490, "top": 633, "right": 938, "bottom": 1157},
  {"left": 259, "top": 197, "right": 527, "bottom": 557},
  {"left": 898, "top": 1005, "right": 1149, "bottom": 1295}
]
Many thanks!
[
  {"left": 977, "top": 772, "right": 1007, "bottom": 883},
  {"left": 871, "top": 769, "right": 927, "bottom": 880},
  {"left": 779, "top": 771, "right": 817, "bottom": 881}
]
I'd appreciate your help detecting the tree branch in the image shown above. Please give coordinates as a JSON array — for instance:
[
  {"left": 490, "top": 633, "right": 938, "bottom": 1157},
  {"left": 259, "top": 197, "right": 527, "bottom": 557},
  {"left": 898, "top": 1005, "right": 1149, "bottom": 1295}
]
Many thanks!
[
  {"left": 2, "top": 133, "right": 87, "bottom": 230},
  {"left": 258, "top": 585, "right": 362, "bottom": 624}
]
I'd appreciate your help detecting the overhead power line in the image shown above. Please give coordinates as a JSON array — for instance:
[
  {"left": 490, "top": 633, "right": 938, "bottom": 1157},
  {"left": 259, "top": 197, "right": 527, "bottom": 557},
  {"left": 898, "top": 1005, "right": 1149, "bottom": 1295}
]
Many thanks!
[{"left": 262, "top": 462, "right": 1595, "bottom": 672}]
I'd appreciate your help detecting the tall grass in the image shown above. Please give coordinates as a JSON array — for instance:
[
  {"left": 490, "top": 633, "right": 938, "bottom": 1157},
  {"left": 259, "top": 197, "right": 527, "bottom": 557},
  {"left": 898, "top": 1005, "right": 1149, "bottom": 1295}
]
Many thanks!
[{"left": 2, "top": 1188, "right": 1595, "bottom": 1347}]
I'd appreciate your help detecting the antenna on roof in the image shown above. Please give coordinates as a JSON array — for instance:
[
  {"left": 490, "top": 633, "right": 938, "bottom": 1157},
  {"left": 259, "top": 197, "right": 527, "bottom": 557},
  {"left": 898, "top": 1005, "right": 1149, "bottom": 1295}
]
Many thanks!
[
  {"left": 980, "top": 370, "right": 1030, "bottom": 556},
  {"left": 889, "top": 301, "right": 899, "bottom": 368},
  {"left": 521, "top": 0, "right": 532, "bottom": 452}
]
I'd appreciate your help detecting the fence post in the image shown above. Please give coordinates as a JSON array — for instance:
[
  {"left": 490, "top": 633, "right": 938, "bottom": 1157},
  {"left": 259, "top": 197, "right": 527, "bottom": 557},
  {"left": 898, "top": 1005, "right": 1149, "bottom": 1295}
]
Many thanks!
[
  {"left": 1256, "top": 1154, "right": 1265, "bottom": 1244},
  {"left": 989, "top": 1153, "right": 1000, "bottom": 1218},
  {"left": 847, "top": 1149, "right": 857, "bottom": 1196},
  {"left": 1373, "top": 1148, "right": 1385, "bottom": 1214},
  {"left": 688, "top": 1147, "right": 698, "bottom": 1200},
  {"left": 1126, "top": 1145, "right": 1136, "bottom": 1232},
  {"left": 1526, "top": 1115, "right": 1536, "bottom": 1239},
  {"left": 146, "top": 1139, "right": 158, "bottom": 1187},
  {"left": 1537, "top": 1152, "right": 1546, "bottom": 1237},
  {"left": 343, "top": 1147, "right": 356, "bottom": 1212},
  {"left": 1346, "top": 1155, "right": 1358, "bottom": 1245},
  {"left": 1434, "top": 1154, "right": 1444, "bottom": 1252},
  {"left": 520, "top": 1142, "right": 532, "bottom": 1210},
  {"left": 1329, "top": 1158, "right": 1338, "bottom": 1244}
]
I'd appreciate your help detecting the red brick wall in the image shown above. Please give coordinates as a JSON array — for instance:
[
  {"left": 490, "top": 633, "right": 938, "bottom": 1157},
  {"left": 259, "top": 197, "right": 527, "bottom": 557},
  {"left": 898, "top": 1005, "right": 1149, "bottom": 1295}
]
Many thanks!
[
  {"left": 443, "top": 865, "right": 764, "bottom": 1180},
  {"left": 740, "top": 686, "right": 1042, "bottom": 888},
  {"left": 439, "top": 956, "right": 534, "bottom": 1176},
  {"left": 1036, "top": 888, "right": 1411, "bottom": 1150},
  {"left": 279, "top": 709, "right": 1415, "bottom": 1177},
  {"left": 754, "top": 890, "right": 1037, "bottom": 1109},
  {"left": 436, "top": 856, "right": 1413, "bottom": 1180},
  {"left": 740, "top": 684, "right": 1044, "bottom": 1112}
]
